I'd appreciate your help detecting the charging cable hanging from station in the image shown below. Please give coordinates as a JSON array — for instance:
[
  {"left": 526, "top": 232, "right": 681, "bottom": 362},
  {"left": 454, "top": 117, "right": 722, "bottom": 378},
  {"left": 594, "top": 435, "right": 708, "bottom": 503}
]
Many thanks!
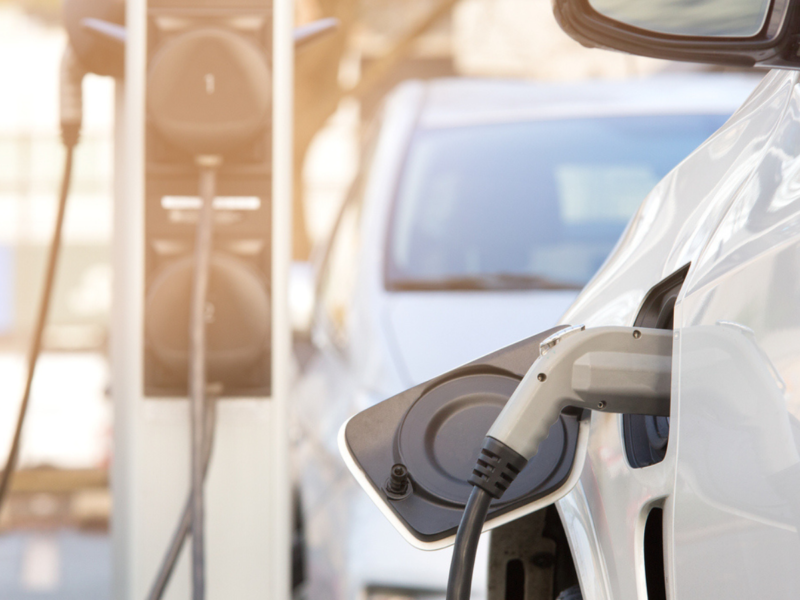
[
  {"left": 0, "top": 42, "right": 87, "bottom": 517},
  {"left": 188, "top": 155, "right": 220, "bottom": 600}
]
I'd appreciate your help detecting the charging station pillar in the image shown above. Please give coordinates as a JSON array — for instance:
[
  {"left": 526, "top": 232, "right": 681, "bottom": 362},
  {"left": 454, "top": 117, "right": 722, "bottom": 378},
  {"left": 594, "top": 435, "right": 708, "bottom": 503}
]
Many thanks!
[{"left": 111, "top": 0, "right": 292, "bottom": 598}]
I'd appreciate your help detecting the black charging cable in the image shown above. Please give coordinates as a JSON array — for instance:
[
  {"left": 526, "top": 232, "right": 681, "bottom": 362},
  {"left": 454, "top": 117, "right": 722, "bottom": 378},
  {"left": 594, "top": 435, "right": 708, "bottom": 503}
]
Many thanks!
[
  {"left": 145, "top": 160, "right": 219, "bottom": 600},
  {"left": 140, "top": 156, "right": 221, "bottom": 600},
  {"left": 188, "top": 159, "right": 218, "bottom": 600},
  {"left": 447, "top": 439, "right": 528, "bottom": 600},
  {"left": 446, "top": 487, "right": 492, "bottom": 600},
  {"left": 146, "top": 392, "right": 217, "bottom": 600},
  {"left": 0, "top": 46, "right": 84, "bottom": 518}
]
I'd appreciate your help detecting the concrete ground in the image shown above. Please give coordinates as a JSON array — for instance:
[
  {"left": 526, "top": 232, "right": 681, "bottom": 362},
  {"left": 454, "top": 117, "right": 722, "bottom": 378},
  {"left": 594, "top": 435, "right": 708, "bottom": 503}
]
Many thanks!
[{"left": 0, "top": 530, "right": 110, "bottom": 600}]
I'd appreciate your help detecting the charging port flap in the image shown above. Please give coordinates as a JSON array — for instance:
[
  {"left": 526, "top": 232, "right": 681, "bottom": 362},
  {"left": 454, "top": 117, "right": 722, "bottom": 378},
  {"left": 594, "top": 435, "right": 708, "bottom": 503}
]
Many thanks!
[{"left": 339, "top": 326, "right": 590, "bottom": 550}]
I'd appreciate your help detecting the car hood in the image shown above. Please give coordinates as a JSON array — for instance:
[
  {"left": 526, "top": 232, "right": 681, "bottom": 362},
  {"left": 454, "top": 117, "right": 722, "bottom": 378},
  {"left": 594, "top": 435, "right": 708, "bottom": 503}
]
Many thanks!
[{"left": 382, "top": 290, "right": 579, "bottom": 385}]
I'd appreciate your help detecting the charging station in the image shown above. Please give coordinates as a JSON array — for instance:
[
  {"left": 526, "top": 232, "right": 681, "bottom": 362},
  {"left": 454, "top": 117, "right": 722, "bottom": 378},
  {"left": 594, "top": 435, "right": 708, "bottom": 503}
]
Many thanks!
[{"left": 111, "top": 0, "right": 293, "bottom": 598}]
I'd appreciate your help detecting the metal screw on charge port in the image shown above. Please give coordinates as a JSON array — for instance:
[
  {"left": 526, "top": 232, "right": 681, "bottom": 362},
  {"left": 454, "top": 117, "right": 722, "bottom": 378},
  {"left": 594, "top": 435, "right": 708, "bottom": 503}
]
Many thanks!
[
  {"left": 385, "top": 463, "right": 411, "bottom": 500},
  {"left": 537, "top": 373, "right": 547, "bottom": 382},
  {"left": 597, "top": 401, "right": 607, "bottom": 410},
  {"left": 633, "top": 330, "right": 642, "bottom": 339}
]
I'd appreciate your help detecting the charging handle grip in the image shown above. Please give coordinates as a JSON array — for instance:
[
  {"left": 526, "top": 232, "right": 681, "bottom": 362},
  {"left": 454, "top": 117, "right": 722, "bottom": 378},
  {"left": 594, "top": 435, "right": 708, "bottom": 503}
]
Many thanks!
[{"left": 486, "top": 326, "right": 673, "bottom": 462}]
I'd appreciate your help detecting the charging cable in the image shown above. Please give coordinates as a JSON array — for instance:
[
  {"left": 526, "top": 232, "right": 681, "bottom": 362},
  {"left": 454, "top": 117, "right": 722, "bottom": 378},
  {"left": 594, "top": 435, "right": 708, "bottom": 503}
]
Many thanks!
[
  {"left": 189, "top": 157, "right": 220, "bottom": 600},
  {"left": 146, "top": 389, "right": 218, "bottom": 600},
  {"left": 0, "top": 45, "right": 86, "bottom": 517},
  {"left": 141, "top": 157, "right": 220, "bottom": 600},
  {"left": 446, "top": 325, "right": 673, "bottom": 600}
]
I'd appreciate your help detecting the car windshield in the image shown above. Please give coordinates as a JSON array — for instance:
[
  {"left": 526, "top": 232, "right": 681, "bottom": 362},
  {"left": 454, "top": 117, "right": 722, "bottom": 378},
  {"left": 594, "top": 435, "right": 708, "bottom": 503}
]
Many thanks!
[{"left": 386, "top": 114, "right": 728, "bottom": 290}]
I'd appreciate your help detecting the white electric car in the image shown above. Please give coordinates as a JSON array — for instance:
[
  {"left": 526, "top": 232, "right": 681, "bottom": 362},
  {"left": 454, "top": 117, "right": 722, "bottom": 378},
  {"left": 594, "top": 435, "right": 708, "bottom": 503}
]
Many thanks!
[{"left": 291, "top": 75, "right": 760, "bottom": 600}]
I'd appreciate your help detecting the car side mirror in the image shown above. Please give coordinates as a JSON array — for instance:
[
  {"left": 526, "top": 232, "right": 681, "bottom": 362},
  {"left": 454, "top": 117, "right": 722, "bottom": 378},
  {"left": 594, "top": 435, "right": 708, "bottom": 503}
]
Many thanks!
[{"left": 554, "top": 0, "right": 800, "bottom": 71}]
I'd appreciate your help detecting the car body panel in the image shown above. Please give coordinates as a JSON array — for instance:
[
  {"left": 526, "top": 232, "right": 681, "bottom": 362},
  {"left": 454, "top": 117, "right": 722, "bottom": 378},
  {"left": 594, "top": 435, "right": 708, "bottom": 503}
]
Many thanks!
[
  {"left": 672, "top": 69, "right": 800, "bottom": 598},
  {"left": 556, "top": 68, "right": 797, "bottom": 599}
]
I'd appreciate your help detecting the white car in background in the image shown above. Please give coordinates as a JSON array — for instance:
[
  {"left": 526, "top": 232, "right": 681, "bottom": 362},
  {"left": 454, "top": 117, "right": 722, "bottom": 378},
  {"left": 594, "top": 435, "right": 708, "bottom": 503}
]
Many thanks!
[{"left": 290, "top": 74, "right": 760, "bottom": 600}]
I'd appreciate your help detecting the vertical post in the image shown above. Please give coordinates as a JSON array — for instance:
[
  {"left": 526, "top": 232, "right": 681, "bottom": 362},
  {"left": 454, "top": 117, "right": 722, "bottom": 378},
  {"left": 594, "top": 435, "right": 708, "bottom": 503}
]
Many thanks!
[
  {"left": 111, "top": 0, "right": 146, "bottom": 595},
  {"left": 270, "top": 0, "right": 294, "bottom": 598}
]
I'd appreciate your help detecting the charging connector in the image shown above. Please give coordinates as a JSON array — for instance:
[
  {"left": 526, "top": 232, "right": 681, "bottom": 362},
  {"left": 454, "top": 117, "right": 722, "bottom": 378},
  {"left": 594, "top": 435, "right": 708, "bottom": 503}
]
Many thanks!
[
  {"left": 487, "top": 325, "right": 671, "bottom": 464},
  {"left": 447, "top": 325, "right": 673, "bottom": 600}
]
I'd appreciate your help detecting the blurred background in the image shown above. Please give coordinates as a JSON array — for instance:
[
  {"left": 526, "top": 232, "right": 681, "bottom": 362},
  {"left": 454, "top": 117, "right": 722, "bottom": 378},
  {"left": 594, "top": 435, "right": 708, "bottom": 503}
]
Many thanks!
[
  {"left": 0, "top": 0, "right": 737, "bottom": 597},
  {"left": 0, "top": 3, "right": 113, "bottom": 597}
]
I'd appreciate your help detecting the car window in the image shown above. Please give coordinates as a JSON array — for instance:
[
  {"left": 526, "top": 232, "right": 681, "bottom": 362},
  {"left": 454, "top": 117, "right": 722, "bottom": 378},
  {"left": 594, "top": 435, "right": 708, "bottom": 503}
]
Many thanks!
[{"left": 386, "top": 114, "right": 728, "bottom": 291}]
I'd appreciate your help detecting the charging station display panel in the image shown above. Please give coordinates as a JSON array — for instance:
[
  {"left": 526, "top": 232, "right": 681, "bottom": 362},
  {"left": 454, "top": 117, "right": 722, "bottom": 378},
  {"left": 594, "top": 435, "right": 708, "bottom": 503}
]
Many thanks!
[{"left": 144, "top": 0, "right": 274, "bottom": 397}]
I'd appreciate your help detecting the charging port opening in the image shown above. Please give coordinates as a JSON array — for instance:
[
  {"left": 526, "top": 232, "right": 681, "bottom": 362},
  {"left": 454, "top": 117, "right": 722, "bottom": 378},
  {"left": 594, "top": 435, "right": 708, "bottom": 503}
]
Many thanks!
[
  {"left": 644, "top": 507, "right": 667, "bottom": 600},
  {"left": 624, "top": 264, "right": 689, "bottom": 468}
]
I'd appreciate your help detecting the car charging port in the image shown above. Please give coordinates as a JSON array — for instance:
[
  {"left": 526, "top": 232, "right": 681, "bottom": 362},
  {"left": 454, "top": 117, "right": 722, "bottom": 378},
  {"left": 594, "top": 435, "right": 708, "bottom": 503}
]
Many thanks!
[
  {"left": 447, "top": 325, "right": 673, "bottom": 600},
  {"left": 624, "top": 263, "right": 689, "bottom": 468}
]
